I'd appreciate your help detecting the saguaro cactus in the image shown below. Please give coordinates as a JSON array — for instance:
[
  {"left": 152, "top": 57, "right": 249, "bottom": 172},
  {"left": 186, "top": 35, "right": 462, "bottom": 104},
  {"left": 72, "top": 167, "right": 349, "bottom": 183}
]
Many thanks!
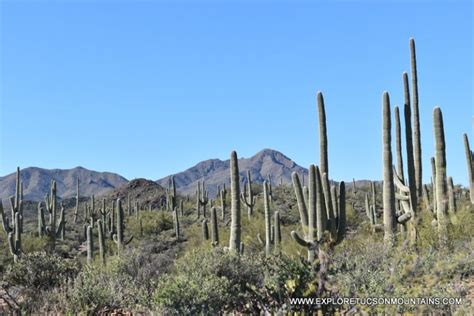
[
  {"left": 433, "top": 107, "right": 448, "bottom": 245},
  {"left": 337, "top": 181, "right": 346, "bottom": 242},
  {"left": 410, "top": 38, "right": 423, "bottom": 199},
  {"left": 431, "top": 157, "right": 437, "bottom": 213},
  {"left": 317, "top": 92, "right": 329, "bottom": 178},
  {"left": 201, "top": 219, "right": 209, "bottom": 240},
  {"left": 38, "top": 180, "right": 66, "bottom": 249},
  {"left": 382, "top": 92, "right": 396, "bottom": 245},
  {"left": 173, "top": 207, "right": 180, "bottom": 240},
  {"left": 447, "top": 177, "right": 457, "bottom": 215},
  {"left": 291, "top": 165, "right": 318, "bottom": 261},
  {"left": 263, "top": 181, "right": 272, "bottom": 256},
  {"left": 229, "top": 151, "right": 242, "bottom": 253},
  {"left": 97, "top": 219, "right": 106, "bottom": 265},
  {"left": 403, "top": 72, "right": 418, "bottom": 211},
  {"left": 0, "top": 167, "right": 23, "bottom": 262},
  {"left": 167, "top": 176, "right": 177, "bottom": 211},
  {"left": 241, "top": 171, "right": 257, "bottom": 220},
  {"left": 273, "top": 211, "right": 281, "bottom": 255},
  {"left": 197, "top": 181, "right": 209, "bottom": 218},
  {"left": 210, "top": 207, "right": 219, "bottom": 246},
  {"left": 463, "top": 134, "right": 474, "bottom": 204},
  {"left": 74, "top": 178, "right": 80, "bottom": 224},
  {"left": 394, "top": 106, "right": 405, "bottom": 181},
  {"left": 113, "top": 198, "right": 133, "bottom": 255},
  {"left": 219, "top": 184, "right": 227, "bottom": 219},
  {"left": 86, "top": 225, "right": 93, "bottom": 265}
]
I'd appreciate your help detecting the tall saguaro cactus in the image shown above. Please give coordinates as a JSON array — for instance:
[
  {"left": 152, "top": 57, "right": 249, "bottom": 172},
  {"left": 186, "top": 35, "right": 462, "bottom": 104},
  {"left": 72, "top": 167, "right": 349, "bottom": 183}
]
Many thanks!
[
  {"left": 410, "top": 38, "right": 423, "bottom": 199},
  {"left": 463, "top": 134, "right": 474, "bottom": 204},
  {"left": 394, "top": 106, "right": 404, "bottom": 181},
  {"left": 337, "top": 181, "right": 346, "bottom": 242},
  {"left": 113, "top": 198, "right": 133, "bottom": 255},
  {"left": 263, "top": 181, "right": 272, "bottom": 256},
  {"left": 210, "top": 207, "right": 219, "bottom": 246},
  {"left": 38, "top": 180, "right": 66, "bottom": 250},
  {"left": 317, "top": 92, "right": 328, "bottom": 178},
  {"left": 86, "top": 225, "right": 94, "bottom": 265},
  {"left": 382, "top": 92, "right": 396, "bottom": 245},
  {"left": 433, "top": 107, "right": 448, "bottom": 246},
  {"left": 74, "top": 178, "right": 80, "bottom": 224},
  {"left": 97, "top": 219, "right": 106, "bottom": 265},
  {"left": 241, "top": 171, "right": 257, "bottom": 220},
  {"left": 273, "top": 211, "right": 281, "bottom": 255},
  {"left": 0, "top": 167, "right": 23, "bottom": 262},
  {"left": 219, "top": 184, "right": 227, "bottom": 219},
  {"left": 403, "top": 72, "right": 418, "bottom": 212},
  {"left": 229, "top": 151, "right": 242, "bottom": 253}
]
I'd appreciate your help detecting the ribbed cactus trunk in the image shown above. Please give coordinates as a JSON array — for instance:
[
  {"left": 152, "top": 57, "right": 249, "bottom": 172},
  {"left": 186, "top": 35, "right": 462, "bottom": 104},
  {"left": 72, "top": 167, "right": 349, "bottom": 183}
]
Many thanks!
[
  {"left": 447, "top": 177, "right": 457, "bottom": 215},
  {"left": 263, "top": 181, "right": 272, "bottom": 256},
  {"left": 433, "top": 107, "right": 448, "bottom": 246},
  {"left": 113, "top": 198, "right": 133, "bottom": 255},
  {"left": 431, "top": 157, "right": 437, "bottom": 213},
  {"left": 382, "top": 92, "right": 396, "bottom": 246},
  {"left": 403, "top": 72, "right": 418, "bottom": 212},
  {"left": 315, "top": 166, "right": 326, "bottom": 242},
  {"left": 337, "top": 181, "right": 346, "bottom": 242},
  {"left": 173, "top": 207, "right": 180, "bottom": 240},
  {"left": 229, "top": 151, "right": 241, "bottom": 253},
  {"left": 274, "top": 211, "right": 281, "bottom": 255},
  {"left": 317, "top": 92, "right": 328, "bottom": 178},
  {"left": 220, "top": 184, "right": 227, "bottom": 219},
  {"left": 241, "top": 171, "right": 256, "bottom": 220},
  {"left": 210, "top": 207, "right": 219, "bottom": 246},
  {"left": 201, "top": 219, "right": 209, "bottom": 240},
  {"left": 97, "top": 219, "right": 105, "bottom": 265},
  {"left": 86, "top": 225, "right": 93, "bottom": 265},
  {"left": 410, "top": 38, "right": 423, "bottom": 199},
  {"left": 292, "top": 172, "right": 308, "bottom": 230},
  {"left": 463, "top": 134, "right": 474, "bottom": 204},
  {"left": 394, "top": 106, "right": 404, "bottom": 181},
  {"left": 74, "top": 178, "right": 79, "bottom": 224}
]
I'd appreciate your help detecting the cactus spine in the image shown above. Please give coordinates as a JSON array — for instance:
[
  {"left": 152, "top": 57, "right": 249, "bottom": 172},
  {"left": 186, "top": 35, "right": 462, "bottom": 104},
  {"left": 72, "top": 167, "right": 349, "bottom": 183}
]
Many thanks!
[
  {"left": 113, "top": 198, "right": 133, "bottom": 255},
  {"left": 229, "top": 151, "right": 242, "bottom": 253},
  {"left": 263, "top": 180, "right": 272, "bottom": 256},
  {"left": 410, "top": 38, "right": 423, "bottom": 199},
  {"left": 382, "top": 92, "right": 396, "bottom": 246},
  {"left": 463, "top": 134, "right": 474, "bottom": 204},
  {"left": 210, "top": 207, "right": 219, "bottom": 246},
  {"left": 241, "top": 171, "right": 257, "bottom": 220},
  {"left": 433, "top": 107, "right": 448, "bottom": 245}
]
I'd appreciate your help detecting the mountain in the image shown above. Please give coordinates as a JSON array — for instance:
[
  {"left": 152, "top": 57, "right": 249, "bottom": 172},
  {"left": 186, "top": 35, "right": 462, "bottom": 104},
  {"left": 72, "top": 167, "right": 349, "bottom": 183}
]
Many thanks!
[
  {"left": 156, "top": 148, "right": 309, "bottom": 197},
  {"left": 0, "top": 166, "right": 128, "bottom": 201}
]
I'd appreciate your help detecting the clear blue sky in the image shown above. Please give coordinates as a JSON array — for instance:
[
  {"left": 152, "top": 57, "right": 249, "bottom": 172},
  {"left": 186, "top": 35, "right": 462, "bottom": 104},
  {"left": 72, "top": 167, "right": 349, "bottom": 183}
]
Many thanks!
[{"left": 0, "top": 0, "right": 472, "bottom": 185}]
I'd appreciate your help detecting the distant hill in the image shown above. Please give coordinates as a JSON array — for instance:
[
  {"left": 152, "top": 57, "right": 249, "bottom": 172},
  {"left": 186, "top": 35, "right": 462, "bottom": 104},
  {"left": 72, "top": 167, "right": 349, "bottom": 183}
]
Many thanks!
[
  {"left": 156, "top": 148, "right": 309, "bottom": 197},
  {"left": 0, "top": 166, "right": 128, "bottom": 201}
]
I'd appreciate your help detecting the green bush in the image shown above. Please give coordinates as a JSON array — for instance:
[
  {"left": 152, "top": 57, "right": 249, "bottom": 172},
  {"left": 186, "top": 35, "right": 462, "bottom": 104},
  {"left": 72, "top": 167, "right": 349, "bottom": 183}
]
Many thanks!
[
  {"left": 154, "top": 247, "right": 264, "bottom": 314},
  {"left": 3, "top": 251, "right": 78, "bottom": 291}
]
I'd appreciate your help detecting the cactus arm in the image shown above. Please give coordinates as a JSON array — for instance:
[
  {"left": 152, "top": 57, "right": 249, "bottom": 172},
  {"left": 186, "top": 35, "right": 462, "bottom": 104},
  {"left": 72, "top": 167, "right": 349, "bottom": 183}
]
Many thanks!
[
  {"left": 0, "top": 201, "right": 12, "bottom": 233},
  {"left": 291, "top": 231, "right": 310, "bottom": 248}
]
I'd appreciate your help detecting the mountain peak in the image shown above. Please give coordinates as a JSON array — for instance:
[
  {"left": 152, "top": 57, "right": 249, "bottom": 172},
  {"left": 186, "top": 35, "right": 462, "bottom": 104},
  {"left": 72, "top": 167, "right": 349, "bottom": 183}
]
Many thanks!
[{"left": 156, "top": 148, "right": 307, "bottom": 196}]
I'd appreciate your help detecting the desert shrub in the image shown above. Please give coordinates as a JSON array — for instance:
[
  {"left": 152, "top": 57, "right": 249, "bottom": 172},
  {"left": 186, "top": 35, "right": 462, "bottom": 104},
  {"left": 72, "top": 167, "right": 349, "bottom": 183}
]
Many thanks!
[
  {"left": 46, "top": 254, "right": 154, "bottom": 314},
  {"left": 3, "top": 251, "right": 79, "bottom": 292},
  {"left": 154, "top": 247, "right": 264, "bottom": 314}
]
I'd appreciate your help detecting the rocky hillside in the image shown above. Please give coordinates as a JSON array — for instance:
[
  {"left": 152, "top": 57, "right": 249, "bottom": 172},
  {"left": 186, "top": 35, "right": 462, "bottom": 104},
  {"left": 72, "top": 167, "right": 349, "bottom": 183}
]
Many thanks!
[
  {"left": 0, "top": 166, "right": 128, "bottom": 201},
  {"left": 156, "top": 148, "right": 309, "bottom": 197}
]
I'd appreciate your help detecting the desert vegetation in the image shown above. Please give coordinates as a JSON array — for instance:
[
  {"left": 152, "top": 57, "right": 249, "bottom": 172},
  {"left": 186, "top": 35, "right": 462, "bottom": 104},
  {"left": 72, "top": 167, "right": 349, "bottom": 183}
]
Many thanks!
[{"left": 0, "top": 38, "right": 473, "bottom": 314}]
